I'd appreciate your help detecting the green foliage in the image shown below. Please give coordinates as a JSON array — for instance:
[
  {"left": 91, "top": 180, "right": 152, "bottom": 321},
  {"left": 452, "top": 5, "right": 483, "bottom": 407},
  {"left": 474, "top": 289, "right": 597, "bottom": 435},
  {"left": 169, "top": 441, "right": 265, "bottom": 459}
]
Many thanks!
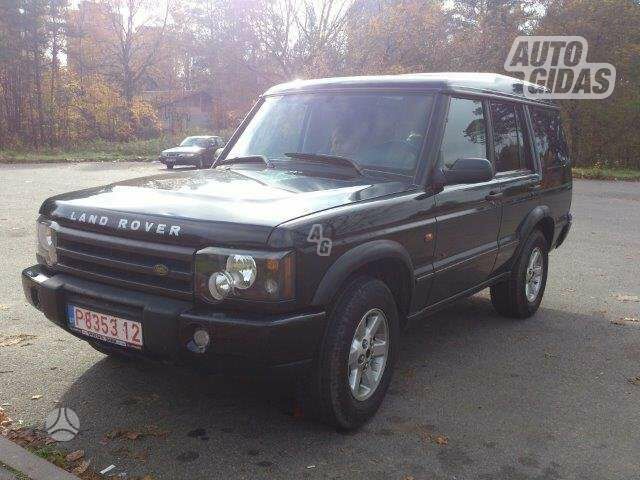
[
  {"left": 539, "top": 0, "right": 640, "bottom": 169},
  {"left": 0, "top": 137, "right": 179, "bottom": 162},
  {"left": 31, "top": 446, "right": 67, "bottom": 468},
  {"left": 573, "top": 166, "right": 640, "bottom": 181}
]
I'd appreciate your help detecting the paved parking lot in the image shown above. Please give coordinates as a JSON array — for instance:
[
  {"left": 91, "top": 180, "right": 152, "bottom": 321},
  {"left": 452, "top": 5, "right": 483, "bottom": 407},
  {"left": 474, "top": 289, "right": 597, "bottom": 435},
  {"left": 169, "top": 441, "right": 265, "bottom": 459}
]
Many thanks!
[{"left": 1, "top": 162, "right": 639, "bottom": 479}]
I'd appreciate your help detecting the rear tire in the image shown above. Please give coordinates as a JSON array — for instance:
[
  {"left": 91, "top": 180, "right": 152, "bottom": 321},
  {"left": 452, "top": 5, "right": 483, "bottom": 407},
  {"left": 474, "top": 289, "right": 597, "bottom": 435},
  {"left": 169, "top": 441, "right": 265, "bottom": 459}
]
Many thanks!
[
  {"left": 490, "top": 229, "right": 549, "bottom": 318},
  {"left": 300, "top": 276, "right": 399, "bottom": 430}
]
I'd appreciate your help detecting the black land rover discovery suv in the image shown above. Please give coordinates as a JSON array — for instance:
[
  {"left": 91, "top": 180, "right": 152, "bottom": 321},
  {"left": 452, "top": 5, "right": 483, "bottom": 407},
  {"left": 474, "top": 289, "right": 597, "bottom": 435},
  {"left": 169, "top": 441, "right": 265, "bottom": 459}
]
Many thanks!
[{"left": 22, "top": 73, "right": 572, "bottom": 430}]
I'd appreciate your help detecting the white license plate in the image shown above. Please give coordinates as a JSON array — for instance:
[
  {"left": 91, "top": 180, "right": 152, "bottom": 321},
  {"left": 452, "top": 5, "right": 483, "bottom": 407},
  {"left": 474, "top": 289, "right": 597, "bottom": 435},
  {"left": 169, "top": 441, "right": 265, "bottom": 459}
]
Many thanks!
[{"left": 67, "top": 305, "right": 143, "bottom": 349}]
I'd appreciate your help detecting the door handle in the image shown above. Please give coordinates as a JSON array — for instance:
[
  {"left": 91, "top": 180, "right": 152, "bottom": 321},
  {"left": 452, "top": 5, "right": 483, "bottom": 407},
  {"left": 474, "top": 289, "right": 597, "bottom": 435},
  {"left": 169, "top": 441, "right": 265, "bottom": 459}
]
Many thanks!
[{"left": 485, "top": 191, "right": 504, "bottom": 202}]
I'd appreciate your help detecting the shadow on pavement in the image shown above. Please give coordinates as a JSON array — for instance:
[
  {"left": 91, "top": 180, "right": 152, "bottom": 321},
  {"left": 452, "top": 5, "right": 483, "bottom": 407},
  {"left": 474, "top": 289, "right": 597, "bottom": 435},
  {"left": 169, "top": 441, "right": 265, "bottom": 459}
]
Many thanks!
[{"left": 55, "top": 295, "right": 639, "bottom": 479}]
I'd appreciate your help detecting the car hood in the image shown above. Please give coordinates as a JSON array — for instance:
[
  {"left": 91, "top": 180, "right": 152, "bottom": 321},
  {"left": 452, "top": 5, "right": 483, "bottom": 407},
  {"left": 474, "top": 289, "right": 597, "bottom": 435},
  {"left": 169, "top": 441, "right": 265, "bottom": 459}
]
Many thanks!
[
  {"left": 161, "top": 146, "right": 205, "bottom": 155},
  {"left": 41, "top": 167, "right": 412, "bottom": 247}
]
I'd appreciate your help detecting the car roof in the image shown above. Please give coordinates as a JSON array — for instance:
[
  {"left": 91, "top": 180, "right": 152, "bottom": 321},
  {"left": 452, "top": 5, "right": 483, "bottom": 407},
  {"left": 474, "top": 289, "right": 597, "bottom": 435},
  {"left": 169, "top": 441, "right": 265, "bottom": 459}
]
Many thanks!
[
  {"left": 263, "top": 72, "right": 555, "bottom": 105},
  {"left": 184, "top": 135, "right": 219, "bottom": 140}
]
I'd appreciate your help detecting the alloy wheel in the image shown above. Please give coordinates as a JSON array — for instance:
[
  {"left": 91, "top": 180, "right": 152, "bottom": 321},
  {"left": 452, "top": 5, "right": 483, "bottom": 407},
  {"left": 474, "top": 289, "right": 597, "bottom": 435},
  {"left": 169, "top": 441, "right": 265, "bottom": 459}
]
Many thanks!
[
  {"left": 525, "top": 247, "right": 544, "bottom": 302},
  {"left": 347, "top": 308, "right": 389, "bottom": 401}
]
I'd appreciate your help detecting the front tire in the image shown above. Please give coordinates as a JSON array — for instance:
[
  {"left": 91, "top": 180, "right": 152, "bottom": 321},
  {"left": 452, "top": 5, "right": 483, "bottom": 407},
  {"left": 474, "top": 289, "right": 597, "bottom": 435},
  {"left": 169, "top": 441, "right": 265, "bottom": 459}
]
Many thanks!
[
  {"left": 166, "top": 163, "right": 174, "bottom": 170},
  {"left": 490, "top": 229, "right": 549, "bottom": 318},
  {"left": 302, "top": 276, "right": 399, "bottom": 430}
]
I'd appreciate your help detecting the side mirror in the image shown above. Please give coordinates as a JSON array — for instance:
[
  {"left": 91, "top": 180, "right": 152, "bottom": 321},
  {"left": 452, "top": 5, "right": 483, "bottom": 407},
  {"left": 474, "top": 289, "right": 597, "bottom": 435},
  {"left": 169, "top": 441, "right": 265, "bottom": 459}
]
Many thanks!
[{"left": 443, "top": 158, "right": 494, "bottom": 185}]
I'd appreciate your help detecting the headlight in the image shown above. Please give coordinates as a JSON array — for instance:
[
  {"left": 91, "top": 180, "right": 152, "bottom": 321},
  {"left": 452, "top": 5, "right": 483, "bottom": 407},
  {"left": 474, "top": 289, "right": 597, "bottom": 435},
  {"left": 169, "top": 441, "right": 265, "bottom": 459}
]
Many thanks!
[
  {"left": 180, "top": 153, "right": 197, "bottom": 158},
  {"left": 36, "top": 220, "right": 57, "bottom": 267},
  {"left": 195, "top": 247, "right": 294, "bottom": 303}
]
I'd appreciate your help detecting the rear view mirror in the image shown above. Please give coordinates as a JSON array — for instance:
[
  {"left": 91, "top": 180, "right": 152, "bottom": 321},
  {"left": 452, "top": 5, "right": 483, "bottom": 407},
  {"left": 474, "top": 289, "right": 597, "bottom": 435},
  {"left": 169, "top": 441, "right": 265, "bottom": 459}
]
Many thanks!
[{"left": 444, "top": 158, "right": 494, "bottom": 185}]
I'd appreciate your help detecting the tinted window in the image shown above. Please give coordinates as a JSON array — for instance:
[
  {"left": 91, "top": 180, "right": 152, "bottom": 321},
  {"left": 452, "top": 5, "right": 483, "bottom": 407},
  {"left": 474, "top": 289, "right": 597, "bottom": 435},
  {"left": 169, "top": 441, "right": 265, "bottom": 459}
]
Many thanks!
[
  {"left": 180, "top": 137, "right": 210, "bottom": 148},
  {"left": 490, "top": 102, "right": 520, "bottom": 172},
  {"left": 530, "top": 107, "right": 570, "bottom": 168},
  {"left": 440, "top": 97, "right": 487, "bottom": 170},
  {"left": 516, "top": 107, "right": 534, "bottom": 171},
  {"left": 228, "top": 93, "right": 434, "bottom": 176},
  {"left": 490, "top": 102, "right": 535, "bottom": 172}
]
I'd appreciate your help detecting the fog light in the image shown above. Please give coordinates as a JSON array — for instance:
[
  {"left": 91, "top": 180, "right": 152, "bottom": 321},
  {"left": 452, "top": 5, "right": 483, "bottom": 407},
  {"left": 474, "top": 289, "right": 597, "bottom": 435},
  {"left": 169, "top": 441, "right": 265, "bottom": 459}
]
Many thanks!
[
  {"left": 193, "top": 329, "right": 210, "bottom": 348},
  {"left": 208, "top": 271, "right": 233, "bottom": 300}
]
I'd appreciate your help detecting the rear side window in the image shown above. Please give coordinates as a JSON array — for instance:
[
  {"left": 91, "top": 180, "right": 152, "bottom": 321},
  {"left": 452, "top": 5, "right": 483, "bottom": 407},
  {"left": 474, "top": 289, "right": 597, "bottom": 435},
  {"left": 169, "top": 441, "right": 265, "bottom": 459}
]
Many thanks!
[
  {"left": 439, "top": 97, "right": 487, "bottom": 170},
  {"left": 530, "top": 107, "right": 570, "bottom": 169},
  {"left": 490, "top": 101, "right": 534, "bottom": 173}
]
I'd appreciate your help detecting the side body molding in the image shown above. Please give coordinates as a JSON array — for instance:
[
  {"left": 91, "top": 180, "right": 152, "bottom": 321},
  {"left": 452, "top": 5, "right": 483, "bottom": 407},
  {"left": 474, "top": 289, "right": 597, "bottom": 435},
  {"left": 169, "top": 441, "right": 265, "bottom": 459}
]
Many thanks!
[{"left": 311, "top": 239, "right": 414, "bottom": 307}]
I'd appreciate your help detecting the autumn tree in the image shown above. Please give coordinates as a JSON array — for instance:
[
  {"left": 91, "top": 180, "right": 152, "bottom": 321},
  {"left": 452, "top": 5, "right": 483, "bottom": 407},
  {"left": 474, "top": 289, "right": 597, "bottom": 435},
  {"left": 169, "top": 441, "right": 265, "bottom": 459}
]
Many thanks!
[
  {"left": 1, "top": 0, "right": 638, "bottom": 169},
  {"left": 537, "top": 0, "right": 640, "bottom": 168},
  {"left": 343, "top": 0, "right": 454, "bottom": 75}
]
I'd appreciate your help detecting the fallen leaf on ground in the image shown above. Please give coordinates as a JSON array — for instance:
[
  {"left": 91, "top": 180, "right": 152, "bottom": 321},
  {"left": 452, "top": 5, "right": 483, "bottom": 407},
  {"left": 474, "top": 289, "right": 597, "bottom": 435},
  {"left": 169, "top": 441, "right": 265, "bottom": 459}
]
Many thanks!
[
  {"left": 628, "top": 376, "right": 640, "bottom": 386},
  {"left": 432, "top": 434, "right": 449, "bottom": 446},
  {"left": 128, "top": 393, "right": 160, "bottom": 404},
  {"left": 0, "top": 407, "right": 13, "bottom": 432},
  {"left": 106, "top": 425, "right": 168, "bottom": 442},
  {"left": 31, "top": 395, "right": 42, "bottom": 400},
  {"left": 7, "top": 427, "right": 55, "bottom": 448},
  {"left": 131, "top": 449, "right": 149, "bottom": 462},
  {"left": 0, "top": 334, "right": 37, "bottom": 347},
  {"left": 66, "top": 450, "right": 85, "bottom": 462},
  {"left": 611, "top": 317, "right": 640, "bottom": 326},
  {"left": 72, "top": 460, "right": 90, "bottom": 475},
  {"left": 614, "top": 294, "right": 640, "bottom": 303},
  {"left": 0, "top": 305, "right": 8, "bottom": 310}
]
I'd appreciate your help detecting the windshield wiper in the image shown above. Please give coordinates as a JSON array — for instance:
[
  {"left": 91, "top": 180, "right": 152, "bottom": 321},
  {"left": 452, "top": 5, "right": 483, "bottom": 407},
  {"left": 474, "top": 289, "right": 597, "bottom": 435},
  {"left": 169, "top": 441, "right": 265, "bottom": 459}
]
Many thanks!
[
  {"left": 284, "top": 152, "right": 363, "bottom": 176},
  {"left": 218, "top": 155, "right": 273, "bottom": 168}
]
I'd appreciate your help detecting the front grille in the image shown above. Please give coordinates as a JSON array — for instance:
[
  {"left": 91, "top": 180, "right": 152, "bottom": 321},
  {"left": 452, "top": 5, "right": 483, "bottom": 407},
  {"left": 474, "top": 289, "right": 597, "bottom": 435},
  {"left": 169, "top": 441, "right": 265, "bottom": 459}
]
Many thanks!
[{"left": 54, "top": 225, "right": 194, "bottom": 299}]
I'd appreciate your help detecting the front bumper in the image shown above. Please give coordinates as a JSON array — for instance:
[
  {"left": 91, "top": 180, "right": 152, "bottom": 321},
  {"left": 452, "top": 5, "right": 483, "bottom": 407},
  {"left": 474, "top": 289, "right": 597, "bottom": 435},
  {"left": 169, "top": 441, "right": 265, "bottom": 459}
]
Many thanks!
[
  {"left": 22, "top": 265, "right": 326, "bottom": 374},
  {"left": 159, "top": 156, "right": 200, "bottom": 166}
]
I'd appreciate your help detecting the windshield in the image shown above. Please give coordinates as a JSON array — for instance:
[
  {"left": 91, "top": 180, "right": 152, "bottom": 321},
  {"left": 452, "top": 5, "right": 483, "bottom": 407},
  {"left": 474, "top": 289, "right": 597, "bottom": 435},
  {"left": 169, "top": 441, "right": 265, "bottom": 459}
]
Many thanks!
[
  {"left": 180, "top": 137, "right": 209, "bottom": 147},
  {"left": 226, "top": 93, "right": 434, "bottom": 176}
]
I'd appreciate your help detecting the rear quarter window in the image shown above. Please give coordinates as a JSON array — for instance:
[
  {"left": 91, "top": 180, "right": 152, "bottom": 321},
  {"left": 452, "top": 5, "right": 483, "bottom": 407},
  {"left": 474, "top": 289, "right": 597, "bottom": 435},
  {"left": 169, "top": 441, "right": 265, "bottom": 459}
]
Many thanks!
[
  {"left": 439, "top": 97, "right": 487, "bottom": 170},
  {"left": 530, "top": 107, "right": 570, "bottom": 169}
]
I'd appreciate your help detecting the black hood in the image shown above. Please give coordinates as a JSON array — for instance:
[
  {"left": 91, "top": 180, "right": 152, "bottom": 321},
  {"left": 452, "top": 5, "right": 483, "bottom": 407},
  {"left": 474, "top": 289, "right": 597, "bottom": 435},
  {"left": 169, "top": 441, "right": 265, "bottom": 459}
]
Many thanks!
[{"left": 41, "top": 167, "right": 412, "bottom": 247}]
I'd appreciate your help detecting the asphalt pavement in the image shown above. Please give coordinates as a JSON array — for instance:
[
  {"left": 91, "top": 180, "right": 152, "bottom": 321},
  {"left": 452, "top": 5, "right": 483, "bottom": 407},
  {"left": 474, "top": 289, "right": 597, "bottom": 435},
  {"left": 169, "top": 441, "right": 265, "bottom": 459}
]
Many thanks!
[{"left": 0, "top": 162, "right": 639, "bottom": 480}]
